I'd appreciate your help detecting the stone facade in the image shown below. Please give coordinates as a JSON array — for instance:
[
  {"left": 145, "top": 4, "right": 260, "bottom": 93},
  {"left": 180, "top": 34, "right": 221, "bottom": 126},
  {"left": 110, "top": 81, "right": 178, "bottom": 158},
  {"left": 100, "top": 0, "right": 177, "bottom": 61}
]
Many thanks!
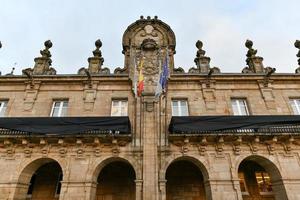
[{"left": 0, "top": 16, "right": 300, "bottom": 200}]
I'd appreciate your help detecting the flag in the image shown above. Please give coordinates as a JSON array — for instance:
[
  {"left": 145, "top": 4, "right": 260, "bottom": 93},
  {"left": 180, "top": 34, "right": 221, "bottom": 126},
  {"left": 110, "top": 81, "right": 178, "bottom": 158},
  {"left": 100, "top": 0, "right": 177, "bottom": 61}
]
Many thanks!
[
  {"left": 132, "top": 56, "right": 138, "bottom": 98},
  {"left": 155, "top": 54, "right": 169, "bottom": 98},
  {"left": 137, "top": 58, "right": 144, "bottom": 97}
]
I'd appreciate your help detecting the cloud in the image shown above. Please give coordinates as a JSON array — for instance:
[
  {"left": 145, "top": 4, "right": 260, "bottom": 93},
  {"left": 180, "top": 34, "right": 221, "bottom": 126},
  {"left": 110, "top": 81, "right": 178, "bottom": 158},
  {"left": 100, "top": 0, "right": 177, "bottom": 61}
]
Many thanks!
[{"left": 0, "top": 0, "right": 299, "bottom": 74}]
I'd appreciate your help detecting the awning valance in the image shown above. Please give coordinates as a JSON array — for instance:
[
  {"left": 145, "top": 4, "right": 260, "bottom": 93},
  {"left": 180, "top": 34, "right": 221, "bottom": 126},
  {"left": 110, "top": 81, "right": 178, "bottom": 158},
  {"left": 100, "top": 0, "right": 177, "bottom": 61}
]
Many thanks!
[
  {"left": 169, "top": 116, "right": 300, "bottom": 135},
  {"left": 0, "top": 116, "right": 131, "bottom": 136}
]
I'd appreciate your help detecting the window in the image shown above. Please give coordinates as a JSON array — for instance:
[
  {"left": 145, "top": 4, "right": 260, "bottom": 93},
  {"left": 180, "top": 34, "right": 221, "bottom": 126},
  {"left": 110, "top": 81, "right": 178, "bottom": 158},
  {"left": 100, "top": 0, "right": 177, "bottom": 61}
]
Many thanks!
[
  {"left": 255, "top": 172, "right": 273, "bottom": 194},
  {"left": 172, "top": 100, "right": 188, "bottom": 116},
  {"left": 111, "top": 100, "right": 128, "bottom": 116},
  {"left": 231, "top": 99, "right": 249, "bottom": 115},
  {"left": 0, "top": 100, "right": 8, "bottom": 117},
  {"left": 238, "top": 172, "right": 248, "bottom": 194},
  {"left": 289, "top": 99, "right": 300, "bottom": 115},
  {"left": 50, "top": 100, "right": 68, "bottom": 117}
]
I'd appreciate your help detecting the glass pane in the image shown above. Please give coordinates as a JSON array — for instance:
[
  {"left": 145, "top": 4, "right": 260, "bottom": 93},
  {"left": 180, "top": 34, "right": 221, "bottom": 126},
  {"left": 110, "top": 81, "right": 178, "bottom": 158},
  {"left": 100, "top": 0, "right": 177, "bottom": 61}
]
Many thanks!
[
  {"left": 232, "top": 99, "right": 248, "bottom": 115},
  {"left": 231, "top": 100, "right": 239, "bottom": 115},
  {"left": 0, "top": 101, "right": 7, "bottom": 117},
  {"left": 240, "top": 105, "right": 248, "bottom": 115},
  {"left": 52, "top": 107, "right": 60, "bottom": 117},
  {"left": 290, "top": 99, "right": 300, "bottom": 114},
  {"left": 111, "top": 101, "right": 120, "bottom": 116},
  {"left": 120, "top": 101, "right": 128, "bottom": 116},
  {"left": 112, "top": 101, "right": 119, "bottom": 107},
  {"left": 180, "top": 100, "right": 187, "bottom": 106},
  {"left": 54, "top": 101, "right": 61, "bottom": 108},
  {"left": 172, "top": 105, "right": 179, "bottom": 116},
  {"left": 262, "top": 172, "right": 272, "bottom": 192},
  {"left": 60, "top": 107, "right": 68, "bottom": 117},
  {"left": 180, "top": 101, "right": 188, "bottom": 116},
  {"left": 62, "top": 101, "right": 68, "bottom": 107},
  {"left": 255, "top": 172, "right": 273, "bottom": 193},
  {"left": 172, "top": 101, "right": 178, "bottom": 107}
]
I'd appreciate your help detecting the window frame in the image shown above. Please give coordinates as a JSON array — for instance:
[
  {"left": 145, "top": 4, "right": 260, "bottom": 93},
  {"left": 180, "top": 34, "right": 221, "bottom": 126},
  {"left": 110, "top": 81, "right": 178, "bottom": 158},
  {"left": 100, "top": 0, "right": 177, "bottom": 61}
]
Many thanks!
[
  {"left": 289, "top": 98, "right": 300, "bottom": 115},
  {"left": 50, "top": 100, "right": 69, "bottom": 117},
  {"left": 231, "top": 98, "right": 250, "bottom": 116},
  {"left": 0, "top": 100, "right": 8, "bottom": 117},
  {"left": 111, "top": 99, "right": 128, "bottom": 116},
  {"left": 171, "top": 99, "right": 189, "bottom": 116},
  {"left": 255, "top": 171, "right": 273, "bottom": 195}
]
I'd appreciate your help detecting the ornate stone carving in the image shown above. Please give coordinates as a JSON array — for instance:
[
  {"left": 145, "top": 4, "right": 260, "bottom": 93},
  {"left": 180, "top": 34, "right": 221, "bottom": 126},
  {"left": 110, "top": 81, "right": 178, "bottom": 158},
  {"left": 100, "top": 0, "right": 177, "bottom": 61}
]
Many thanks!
[
  {"left": 78, "top": 39, "right": 110, "bottom": 75},
  {"left": 215, "top": 136, "right": 224, "bottom": 154},
  {"left": 233, "top": 136, "right": 242, "bottom": 155},
  {"left": 122, "top": 16, "right": 176, "bottom": 89},
  {"left": 294, "top": 40, "right": 300, "bottom": 73},
  {"left": 22, "top": 40, "right": 57, "bottom": 75},
  {"left": 180, "top": 138, "right": 189, "bottom": 155},
  {"left": 188, "top": 40, "right": 220, "bottom": 74},
  {"left": 242, "top": 39, "right": 276, "bottom": 74},
  {"left": 173, "top": 66, "right": 185, "bottom": 74},
  {"left": 198, "top": 137, "right": 207, "bottom": 156}
]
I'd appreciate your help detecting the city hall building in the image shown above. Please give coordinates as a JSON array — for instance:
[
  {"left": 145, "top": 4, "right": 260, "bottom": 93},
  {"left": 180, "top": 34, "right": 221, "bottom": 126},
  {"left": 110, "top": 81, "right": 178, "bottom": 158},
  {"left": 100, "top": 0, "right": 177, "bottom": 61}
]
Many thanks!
[{"left": 1, "top": 16, "right": 300, "bottom": 200}]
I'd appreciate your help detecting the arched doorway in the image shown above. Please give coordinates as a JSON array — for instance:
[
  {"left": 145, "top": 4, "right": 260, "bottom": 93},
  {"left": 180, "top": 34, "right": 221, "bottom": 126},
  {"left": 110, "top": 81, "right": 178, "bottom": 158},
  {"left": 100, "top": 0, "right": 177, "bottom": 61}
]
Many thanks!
[
  {"left": 14, "top": 158, "right": 63, "bottom": 200},
  {"left": 166, "top": 160, "right": 208, "bottom": 200},
  {"left": 96, "top": 161, "right": 136, "bottom": 200},
  {"left": 238, "top": 156, "right": 288, "bottom": 200}
]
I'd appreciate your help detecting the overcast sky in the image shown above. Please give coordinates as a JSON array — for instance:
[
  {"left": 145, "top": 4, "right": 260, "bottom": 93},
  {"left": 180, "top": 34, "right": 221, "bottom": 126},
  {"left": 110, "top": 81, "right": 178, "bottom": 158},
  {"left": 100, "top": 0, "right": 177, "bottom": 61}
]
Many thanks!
[{"left": 0, "top": 0, "right": 299, "bottom": 75}]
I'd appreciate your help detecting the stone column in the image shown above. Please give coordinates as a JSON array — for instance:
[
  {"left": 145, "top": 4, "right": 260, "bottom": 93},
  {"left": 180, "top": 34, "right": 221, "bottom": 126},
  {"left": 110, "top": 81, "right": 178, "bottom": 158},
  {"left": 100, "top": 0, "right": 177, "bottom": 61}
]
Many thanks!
[
  {"left": 0, "top": 182, "right": 29, "bottom": 200},
  {"left": 59, "top": 181, "right": 97, "bottom": 200},
  {"left": 135, "top": 179, "right": 143, "bottom": 200},
  {"left": 142, "top": 95, "right": 159, "bottom": 200},
  {"left": 209, "top": 179, "right": 239, "bottom": 200},
  {"left": 159, "top": 179, "right": 167, "bottom": 200}
]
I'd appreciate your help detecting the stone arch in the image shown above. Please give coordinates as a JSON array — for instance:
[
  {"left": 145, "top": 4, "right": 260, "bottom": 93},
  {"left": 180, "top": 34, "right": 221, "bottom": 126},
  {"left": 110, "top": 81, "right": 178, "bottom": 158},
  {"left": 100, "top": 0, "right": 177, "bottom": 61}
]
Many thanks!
[
  {"left": 162, "top": 155, "right": 210, "bottom": 180},
  {"left": 164, "top": 155, "right": 212, "bottom": 200},
  {"left": 237, "top": 155, "right": 288, "bottom": 200},
  {"left": 90, "top": 156, "right": 140, "bottom": 183},
  {"left": 13, "top": 157, "right": 64, "bottom": 200},
  {"left": 91, "top": 156, "right": 138, "bottom": 200}
]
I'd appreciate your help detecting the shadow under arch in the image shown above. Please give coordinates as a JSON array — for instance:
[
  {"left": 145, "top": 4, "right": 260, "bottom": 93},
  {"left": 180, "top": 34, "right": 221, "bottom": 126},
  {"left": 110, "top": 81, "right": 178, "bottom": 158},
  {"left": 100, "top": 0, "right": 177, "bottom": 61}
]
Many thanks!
[
  {"left": 164, "top": 156, "right": 210, "bottom": 181},
  {"left": 91, "top": 156, "right": 138, "bottom": 183},
  {"left": 13, "top": 157, "right": 64, "bottom": 200},
  {"left": 237, "top": 155, "right": 288, "bottom": 200},
  {"left": 165, "top": 156, "right": 212, "bottom": 200},
  {"left": 92, "top": 157, "right": 137, "bottom": 200}
]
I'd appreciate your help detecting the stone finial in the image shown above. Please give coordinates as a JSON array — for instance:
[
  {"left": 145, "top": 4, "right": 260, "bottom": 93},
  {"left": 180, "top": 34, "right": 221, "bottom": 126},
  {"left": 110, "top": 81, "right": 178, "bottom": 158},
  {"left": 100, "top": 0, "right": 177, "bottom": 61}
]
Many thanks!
[
  {"left": 93, "top": 39, "right": 103, "bottom": 59},
  {"left": 195, "top": 40, "right": 206, "bottom": 60},
  {"left": 189, "top": 40, "right": 220, "bottom": 74},
  {"left": 22, "top": 40, "right": 56, "bottom": 76},
  {"left": 245, "top": 39, "right": 257, "bottom": 66},
  {"left": 242, "top": 39, "right": 265, "bottom": 73},
  {"left": 295, "top": 40, "right": 300, "bottom": 73},
  {"left": 78, "top": 39, "right": 109, "bottom": 75},
  {"left": 40, "top": 40, "right": 52, "bottom": 59}
]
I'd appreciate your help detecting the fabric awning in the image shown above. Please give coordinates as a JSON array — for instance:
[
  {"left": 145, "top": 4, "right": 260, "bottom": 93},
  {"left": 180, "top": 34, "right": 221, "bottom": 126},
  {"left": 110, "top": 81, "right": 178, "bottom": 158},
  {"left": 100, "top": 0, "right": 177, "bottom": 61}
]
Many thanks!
[
  {"left": 0, "top": 116, "right": 131, "bottom": 136},
  {"left": 169, "top": 115, "right": 300, "bottom": 134}
]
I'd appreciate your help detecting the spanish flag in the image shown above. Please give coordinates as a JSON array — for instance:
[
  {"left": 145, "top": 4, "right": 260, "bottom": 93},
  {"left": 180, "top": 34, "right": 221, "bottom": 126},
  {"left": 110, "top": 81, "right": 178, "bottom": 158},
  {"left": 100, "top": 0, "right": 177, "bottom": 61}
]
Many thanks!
[{"left": 137, "top": 58, "right": 144, "bottom": 97}]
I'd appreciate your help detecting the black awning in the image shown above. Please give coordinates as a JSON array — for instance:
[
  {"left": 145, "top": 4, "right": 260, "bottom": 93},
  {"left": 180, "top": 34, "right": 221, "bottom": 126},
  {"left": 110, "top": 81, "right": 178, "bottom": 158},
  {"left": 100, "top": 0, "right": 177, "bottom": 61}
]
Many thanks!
[
  {"left": 169, "top": 115, "right": 300, "bottom": 134},
  {"left": 0, "top": 116, "right": 131, "bottom": 136}
]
